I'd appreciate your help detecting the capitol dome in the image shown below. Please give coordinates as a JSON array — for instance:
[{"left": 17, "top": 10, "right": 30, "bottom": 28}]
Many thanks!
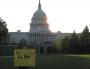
[
  {"left": 33, "top": 6, "right": 46, "bottom": 17},
  {"left": 30, "top": 0, "right": 50, "bottom": 33}
]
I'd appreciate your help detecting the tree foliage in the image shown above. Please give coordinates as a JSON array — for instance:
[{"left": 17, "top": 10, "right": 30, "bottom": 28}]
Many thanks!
[
  {"left": 60, "top": 31, "right": 80, "bottom": 54},
  {"left": 60, "top": 26, "right": 90, "bottom": 54},
  {"left": 61, "top": 36, "right": 70, "bottom": 53},
  {"left": 80, "top": 26, "right": 90, "bottom": 53},
  {"left": 69, "top": 31, "right": 80, "bottom": 53},
  {"left": 0, "top": 18, "right": 8, "bottom": 44},
  {"left": 54, "top": 38, "right": 62, "bottom": 50},
  {"left": 18, "top": 38, "right": 27, "bottom": 48}
]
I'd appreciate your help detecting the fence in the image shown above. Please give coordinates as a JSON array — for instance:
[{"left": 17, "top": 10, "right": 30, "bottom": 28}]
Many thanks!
[{"left": 0, "top": 45, "right": 18, "bottom": 56}]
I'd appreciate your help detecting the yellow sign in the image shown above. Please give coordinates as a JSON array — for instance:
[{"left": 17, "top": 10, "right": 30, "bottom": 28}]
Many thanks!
[{"left": 14, "top": 48, "right": 36, "bottom": 67}]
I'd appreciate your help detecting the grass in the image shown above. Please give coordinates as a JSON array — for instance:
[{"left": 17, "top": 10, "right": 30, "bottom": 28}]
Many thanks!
[{"left": 1, "top": 54, "right": 90, "bottom": 69}]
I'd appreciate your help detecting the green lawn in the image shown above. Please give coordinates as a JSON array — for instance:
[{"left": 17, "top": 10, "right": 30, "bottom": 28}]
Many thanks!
[{"left": 1, "top": 54, "right": 90, "bottom": 69}]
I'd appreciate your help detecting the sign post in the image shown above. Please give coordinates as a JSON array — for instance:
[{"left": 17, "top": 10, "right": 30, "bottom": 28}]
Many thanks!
[{"left": 14, "top": 48, "right": 36, "bottom": 69}]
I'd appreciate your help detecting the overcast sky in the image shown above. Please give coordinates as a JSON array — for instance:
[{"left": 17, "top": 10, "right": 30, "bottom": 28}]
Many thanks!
[{"left": 0, "top": 0, "right": 90, "bottom": 33}]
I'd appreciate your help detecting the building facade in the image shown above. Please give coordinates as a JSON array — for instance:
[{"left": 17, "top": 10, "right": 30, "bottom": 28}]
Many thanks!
[{"left": 9, "top": 0, "right": 62, "bottom": 54}]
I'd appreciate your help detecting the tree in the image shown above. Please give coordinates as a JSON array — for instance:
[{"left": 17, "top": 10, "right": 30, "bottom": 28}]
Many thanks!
[
  {"left": 54, "top": 38, "right": 62, "bottom": 51},
  {"left": 61, "top": 36, "right": 70, "bottom": 53},
  {"left": 80, "top": 26, "right": 90, "bottom": 53},
  {"left": 0, "top": 18, "right": 8, "bottom": 56},
  {"left": 18, "top": 38, "right": 27, "bottom": 48},
  {"left": 0, "top": 18, "right": 8, "bottom": 44},
  {"left": 69, "top": 31, "right": 80, "bottom": 54}
]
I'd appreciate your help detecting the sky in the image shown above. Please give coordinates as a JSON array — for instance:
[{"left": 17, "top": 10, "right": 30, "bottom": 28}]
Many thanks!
[{"left": 0, "top": 0, "right": 90, "bottom": 33}]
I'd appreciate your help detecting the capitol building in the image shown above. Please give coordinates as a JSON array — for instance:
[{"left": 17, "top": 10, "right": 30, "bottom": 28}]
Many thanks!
[{"left": 9, "top": 0, "right": 67, "bottom": 54}]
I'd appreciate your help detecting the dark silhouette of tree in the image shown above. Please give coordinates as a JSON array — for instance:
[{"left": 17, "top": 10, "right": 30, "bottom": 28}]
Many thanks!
[
  {"left": 0, "top": 18, "right": 8, "bottom": 44},
  {"left": 18, "top": 38, "right": 27, "bottom": 48},
  {"left": 80, "top": 26, "right": 90, "bottom": 53},
  {"left": 54, "top": 38, "right": 62, "bottom": 52},
  {"left": 61, "top": 36, "right": 70, "bottom": 53},
  {"left": 60, "top": 26, "right": 90, "bottom": 54},
  {"left": 69, "top": 31, "right": 80, "bottom": 54},
  {"left": 61, "top": 31, "right": 80, "bottom": 54}
]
